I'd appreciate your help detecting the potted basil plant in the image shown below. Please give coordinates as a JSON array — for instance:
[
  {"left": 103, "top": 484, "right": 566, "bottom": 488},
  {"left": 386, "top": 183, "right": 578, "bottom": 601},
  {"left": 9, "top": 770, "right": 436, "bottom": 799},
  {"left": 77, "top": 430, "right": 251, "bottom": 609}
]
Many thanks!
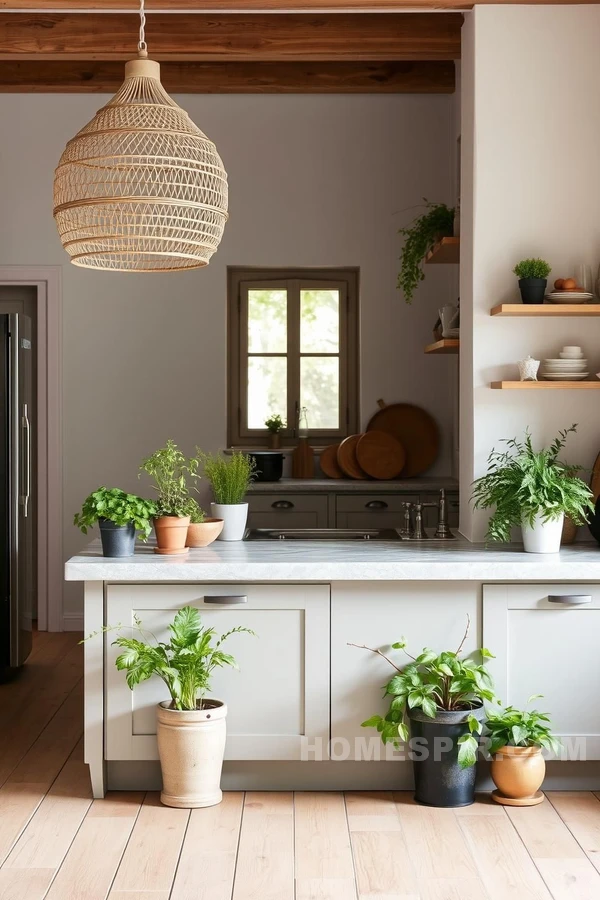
[
  {"left": 74, "top": 487, "right": 157, "bottom": 557},
  {"left": 265, "top": 413, "right": 286, "bottom": 449},
  {"left": 199, "top": 450, "right": 256, "bottom": 541},
  {"left": 513, "top": 257, "right": 551, "bottom": 304},
  {"left": 139, "top": 439, "right": 200, "bottom": 555},
  {"left": 471, "top": 425, "right": 594, "bottom": 553},
  {"left": 351, "top": 616, "right": 496, "bottom": 808}
]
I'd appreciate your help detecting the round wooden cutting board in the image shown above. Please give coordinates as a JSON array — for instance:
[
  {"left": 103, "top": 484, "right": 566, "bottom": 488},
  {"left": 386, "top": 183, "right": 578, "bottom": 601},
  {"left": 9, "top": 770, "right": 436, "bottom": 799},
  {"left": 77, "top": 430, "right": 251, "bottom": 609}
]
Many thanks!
[
  {"left": 366, "top": 399, "right": 439, "bottom": 478},
  {"left": 320, "top": 443, "right": 344, "bottom": 479},
  {"left": 337, "top": 434, "right": 368, "bottom": 479},
  {"left": 356, "top": 430, "right": 406, "bottom": 480}
]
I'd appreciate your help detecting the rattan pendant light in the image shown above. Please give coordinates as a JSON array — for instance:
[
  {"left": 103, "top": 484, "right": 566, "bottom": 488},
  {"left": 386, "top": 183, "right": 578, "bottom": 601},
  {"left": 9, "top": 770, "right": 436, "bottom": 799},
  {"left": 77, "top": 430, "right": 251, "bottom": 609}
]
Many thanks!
[{"left": 53, "top": 0, "right": 228, "bottom": 272}]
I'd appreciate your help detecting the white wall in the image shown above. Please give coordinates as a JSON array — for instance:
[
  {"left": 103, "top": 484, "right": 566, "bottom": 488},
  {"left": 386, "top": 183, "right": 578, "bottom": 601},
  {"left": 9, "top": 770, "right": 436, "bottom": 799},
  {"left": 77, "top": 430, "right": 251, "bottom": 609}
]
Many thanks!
[
  {"left": 0, "top": 91, "right": 455, "bottom": 618},
  {"left": 460, "top": 5, "right": 600, "bottom": 541}
]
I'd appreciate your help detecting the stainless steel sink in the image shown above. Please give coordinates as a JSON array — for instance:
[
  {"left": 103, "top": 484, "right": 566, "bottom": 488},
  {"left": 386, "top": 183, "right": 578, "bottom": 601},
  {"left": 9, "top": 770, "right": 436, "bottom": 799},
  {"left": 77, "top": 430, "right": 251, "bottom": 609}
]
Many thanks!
[{"left": 244, "top": 528, "right": 402, "bottom": 542}]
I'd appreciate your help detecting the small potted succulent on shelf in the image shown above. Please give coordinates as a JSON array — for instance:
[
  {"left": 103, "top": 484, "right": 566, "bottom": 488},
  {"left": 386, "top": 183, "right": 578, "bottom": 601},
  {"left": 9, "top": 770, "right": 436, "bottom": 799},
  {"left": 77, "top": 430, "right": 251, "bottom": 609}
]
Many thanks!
[
  {"left": 99, "top": 605, "right": 254, "bottom": 808},
  {"left": 397, "top": 200, "right": 455, "bottom": 304},
  {"left": 199, "top": 450, "right": 256, "bottom": 541},
  {"left": 513, "top": 257, "right": 551, "bottom": 304},
  {"left": 184, "top": 497, "right": 224, "bottom": 548},
  {"left": 471, "top": 425, "right": 594, "bottom": 553},
  {"left": 265, "top": 413, "right": 286, "bottom": 449},
  {"left": 74, "top": 487, "right": 157, "bottom": 557},
  {"left": 486, "top": 697, "right": 560, "bottom": 807},
  {"left": 139, "top": 439, "right": 199, "bottom": 556},
  {"left": 351, "top": 615, "right": 496, "bottom": 808}
]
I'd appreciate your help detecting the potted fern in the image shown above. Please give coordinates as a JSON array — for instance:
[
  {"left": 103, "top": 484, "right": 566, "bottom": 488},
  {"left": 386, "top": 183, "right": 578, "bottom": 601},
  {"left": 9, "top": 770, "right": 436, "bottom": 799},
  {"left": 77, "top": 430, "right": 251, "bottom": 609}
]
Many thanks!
[
  {"left": 397, "top": 200, "right": 455, "bottom": 304},
  {"left": 107, "top": 606, "right": 254, "bottom": 808},
  {"left": 351, "top": 616, "right": 496, "bottom": 807},
  {"left": 472, "top": 425, "right": 594, "bottom": 553},
  {"left": 74, "top": 487, "right": 157, "bottom": 557},
  {"left": 139, "top": 440, "right": 199, "bottom": 555},
  {"left": 200, "top": 451, "right": 256, "bottom": 541},
  {"left": 513, "top": 257, "right": 551, "bottom": 304}
]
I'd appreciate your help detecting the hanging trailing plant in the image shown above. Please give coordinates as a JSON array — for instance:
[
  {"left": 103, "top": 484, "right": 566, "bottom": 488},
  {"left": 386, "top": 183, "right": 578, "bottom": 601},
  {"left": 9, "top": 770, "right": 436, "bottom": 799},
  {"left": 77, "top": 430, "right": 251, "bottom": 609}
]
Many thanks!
[{"left": 397, "top": 200, "right": 455, "bottom": 304}]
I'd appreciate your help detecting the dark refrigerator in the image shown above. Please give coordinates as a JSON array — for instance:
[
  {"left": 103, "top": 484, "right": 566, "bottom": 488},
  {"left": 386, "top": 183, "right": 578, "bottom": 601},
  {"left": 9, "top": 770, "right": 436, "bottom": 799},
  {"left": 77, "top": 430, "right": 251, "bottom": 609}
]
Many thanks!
[{"left": 0, "top": 314, "right": 33, "bottom": 677}]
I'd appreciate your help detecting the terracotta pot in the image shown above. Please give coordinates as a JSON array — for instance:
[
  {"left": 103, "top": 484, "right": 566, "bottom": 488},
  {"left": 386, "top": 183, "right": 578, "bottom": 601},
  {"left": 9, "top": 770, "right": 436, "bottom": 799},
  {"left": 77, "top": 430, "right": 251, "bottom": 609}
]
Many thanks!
[
  {"left": 153, "top": 515, "right": 190, "bottom": 555},
  {"left": 561, "top": 516, "right": 578, "bottom": 545},
  {"left": 186, "top": 518, "right": 224, "bottom": 548},
  {"left": 156, "top": 699, "right": 227, "bottom": 808},
  {"left": 490, "top": 745, "right": 546, "bottom": 803},
  {"left": 268, "top": 432, "right": 281, "bottom": 449}
]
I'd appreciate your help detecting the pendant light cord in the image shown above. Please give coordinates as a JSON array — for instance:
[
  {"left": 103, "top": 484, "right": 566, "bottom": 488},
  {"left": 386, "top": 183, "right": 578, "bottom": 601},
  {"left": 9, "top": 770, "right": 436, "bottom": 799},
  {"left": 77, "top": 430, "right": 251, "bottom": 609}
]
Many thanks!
[{"left": 138, "top": 0, "right": 148, "bottom": 58}]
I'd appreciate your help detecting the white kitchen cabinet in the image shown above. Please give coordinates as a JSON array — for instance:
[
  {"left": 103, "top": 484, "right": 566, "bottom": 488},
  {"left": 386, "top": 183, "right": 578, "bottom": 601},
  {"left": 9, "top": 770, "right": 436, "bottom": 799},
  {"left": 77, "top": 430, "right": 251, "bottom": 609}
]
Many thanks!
[
  {"left": 105, "top": 583, "right": 330, "bottom": 762},
  {"left": 331, "top": 582, "right": 481, "bottom": 758},
  {"left": 483, "top": 584, "right": 600, "bottom": 759}
]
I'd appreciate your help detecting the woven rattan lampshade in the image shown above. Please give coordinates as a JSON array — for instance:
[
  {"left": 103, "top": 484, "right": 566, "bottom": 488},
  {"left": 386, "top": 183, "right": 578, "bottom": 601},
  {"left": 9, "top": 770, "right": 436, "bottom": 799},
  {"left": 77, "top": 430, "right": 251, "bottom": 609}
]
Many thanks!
[{"left": 53, "top": 58, "right": 228, "bottom": 272}]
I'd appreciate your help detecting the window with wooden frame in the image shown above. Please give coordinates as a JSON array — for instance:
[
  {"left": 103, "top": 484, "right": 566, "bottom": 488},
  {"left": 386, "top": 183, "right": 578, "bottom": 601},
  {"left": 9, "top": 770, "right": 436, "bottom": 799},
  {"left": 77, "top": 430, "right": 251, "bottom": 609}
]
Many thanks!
[{"left": 228, "top": 268, "right": 359, "bottom": 448}]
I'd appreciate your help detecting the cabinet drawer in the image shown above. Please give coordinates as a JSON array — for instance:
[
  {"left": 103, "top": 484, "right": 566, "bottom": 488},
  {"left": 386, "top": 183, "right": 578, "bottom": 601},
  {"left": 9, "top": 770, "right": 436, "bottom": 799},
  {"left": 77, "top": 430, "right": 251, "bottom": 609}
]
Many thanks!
[
  {"left": 105, "top": 584, "right": 330, "bottom": 762},
  {"left": 336, "top": 494, "right": 418, "bottom": 514},
  {"left": 248, "top": 494, "right": 328, "bottom": 529}
]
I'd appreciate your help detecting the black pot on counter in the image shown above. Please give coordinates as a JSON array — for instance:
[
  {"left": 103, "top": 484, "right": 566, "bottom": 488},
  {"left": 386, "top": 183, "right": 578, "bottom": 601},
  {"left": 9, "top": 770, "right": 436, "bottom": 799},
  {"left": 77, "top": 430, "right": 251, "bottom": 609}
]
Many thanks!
[{"left": 248, "top": 452, "right": 284, "bottom": 483}]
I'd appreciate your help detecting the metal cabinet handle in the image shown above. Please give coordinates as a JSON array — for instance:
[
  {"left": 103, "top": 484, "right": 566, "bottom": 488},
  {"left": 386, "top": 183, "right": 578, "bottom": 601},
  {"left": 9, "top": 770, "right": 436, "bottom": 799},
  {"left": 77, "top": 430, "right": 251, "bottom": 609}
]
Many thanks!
[
  {"left": 22, "top": 403, "right": 31, "bottom": 518},
  {"left": 272, "top": 500, "right": 294, "bottom": 509},
  {"left": 365, "top": 500, "right": 388, "bottom": 509},
  {"left": 548, "top": 595, "right": 592, "bottom": 606},
  {"left": 204, "top": 595, "right": 248, "bottom": 605}
]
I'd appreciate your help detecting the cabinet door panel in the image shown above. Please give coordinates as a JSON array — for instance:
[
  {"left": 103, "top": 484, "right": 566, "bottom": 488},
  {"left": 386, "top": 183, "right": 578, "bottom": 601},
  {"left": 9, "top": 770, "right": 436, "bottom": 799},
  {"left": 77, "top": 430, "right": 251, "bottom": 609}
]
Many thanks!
[
  {"left": 248, "top": 494, "right": 328, "bottom": 529},
  {"left": 105, "top": 584, "right": 330, "bottom": 762},
  {"left": 483, "top": 584, "right": 600, "bottom": 759}
]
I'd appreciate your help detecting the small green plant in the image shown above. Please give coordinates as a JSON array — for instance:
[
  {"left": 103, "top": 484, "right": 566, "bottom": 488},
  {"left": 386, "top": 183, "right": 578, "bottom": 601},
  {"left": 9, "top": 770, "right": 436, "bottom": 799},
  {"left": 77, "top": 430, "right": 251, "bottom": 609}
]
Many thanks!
[
  {"left": 265, "top": 413, "right": 286, "bottom": 434},
  {"left": 485, "top": 696, "right": 560, "bottom": 756},
  {"left": 397, "top": 200, "right": 455, "bottom": 304},
  {"left": 86, "top": 606, "right": 254, "bottom": 711},
  {"left": 350, "top": 616, "right": 495, "bottom": 768},
  {"left": 471, "top": 425, "right": 594, "bottom": 543},
  {"left": 182, "top": 496, "right": 206, "bottom": 524},
  {"left": 139, "top": 439, "right": 199, "bottom": 517},
  {"left": 200, "top": 450, "right": 256, "bottom": 505},
  {"left": 513, "top": 258, "right": 551, "bottom": 280},
  {"left": 73, "top": 487, "right": 157, "bottom": 541}
]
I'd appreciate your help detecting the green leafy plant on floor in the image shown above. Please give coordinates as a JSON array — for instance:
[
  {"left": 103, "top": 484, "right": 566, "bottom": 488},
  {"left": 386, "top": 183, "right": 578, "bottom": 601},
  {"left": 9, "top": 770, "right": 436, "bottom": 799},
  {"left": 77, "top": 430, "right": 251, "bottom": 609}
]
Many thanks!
[
  {"left": 73, "top": 487, "right": 157, "bottom": 540},
  {"left": 199, "top": 450, "right": 256, "bottom": 505},
  {"left": 471, "top": 425, "right": 594, "bottom": 543},
  {"left": 485, "top": 696, "right": 561, "bottom": 755},
  {"left": 139, "top": 439, "right": 200, "bottom": 517},
  {"left": 265, "top": 413, "right": 286, "bottom": 434},
  {"left": 85, "top": 606, "right": 255, "bottom": 711},
  {"left": 397, "top": 200, "right": 455, "bottom": 304},
  {"left": 350, "top": 616, "right": 496, "bottom": 768},
  {"left": 513, "top": 258, "right": 551, "bottom": 280}
]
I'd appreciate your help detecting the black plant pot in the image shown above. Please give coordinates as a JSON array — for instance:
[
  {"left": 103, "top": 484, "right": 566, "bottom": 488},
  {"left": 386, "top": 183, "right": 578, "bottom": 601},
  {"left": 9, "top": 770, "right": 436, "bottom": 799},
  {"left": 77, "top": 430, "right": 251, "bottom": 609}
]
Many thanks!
[
  {"left": 518, "top": 278, "right": 547, "bottom": 304},
  {"left": 98, "top": 518, "right": 136, "bottom": 557},
  {"left": 248, "top": 452, "right": 284, "bottom": 483},
  {"left": 408, "top": 703, "right": 484, "bottom": 807},
  {"left": 588, "top": 497, "right": 600, "bottom": 544}
]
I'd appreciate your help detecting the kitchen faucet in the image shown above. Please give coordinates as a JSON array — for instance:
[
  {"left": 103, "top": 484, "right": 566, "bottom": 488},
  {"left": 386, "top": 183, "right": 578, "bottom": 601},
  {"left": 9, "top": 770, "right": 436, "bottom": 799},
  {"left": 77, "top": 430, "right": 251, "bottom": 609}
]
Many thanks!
[{"left": 400, "top": 489, "right": 456, "bottom": 541}]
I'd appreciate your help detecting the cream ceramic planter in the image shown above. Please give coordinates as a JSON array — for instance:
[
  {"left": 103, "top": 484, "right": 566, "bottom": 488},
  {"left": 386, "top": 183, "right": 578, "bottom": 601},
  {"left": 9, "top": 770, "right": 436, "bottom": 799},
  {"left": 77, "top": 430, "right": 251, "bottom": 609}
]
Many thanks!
[
  {"left": 211, "top": 502, "right": 248, "bottom": 541},
  {"left": 156, "top": 699, "right": 227, "bottom": 808},
  {"left": 490, "top": 745, "right": 546, "bottom": 806},
  {"left": 186, "top": 518, "right": 224, "bottom": 548},
  {"left": 521, "top": 512, "right": 564, "bottom": 553}
]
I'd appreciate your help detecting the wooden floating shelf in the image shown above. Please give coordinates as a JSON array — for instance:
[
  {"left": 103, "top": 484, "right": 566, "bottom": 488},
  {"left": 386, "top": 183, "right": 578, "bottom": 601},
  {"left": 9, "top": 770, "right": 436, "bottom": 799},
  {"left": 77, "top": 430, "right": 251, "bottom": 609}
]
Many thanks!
[
  {"left": 425, "top": 236, "right": 459, "bottom": 265},
  {"left": 491, "top": 381, "right": 600, "bottom": 390},
  {"left": 491, "top": 303, "right": 600, "bottom": 317},
  {"left": 424, "top": 339, "right": 459, "bottom": 355}
]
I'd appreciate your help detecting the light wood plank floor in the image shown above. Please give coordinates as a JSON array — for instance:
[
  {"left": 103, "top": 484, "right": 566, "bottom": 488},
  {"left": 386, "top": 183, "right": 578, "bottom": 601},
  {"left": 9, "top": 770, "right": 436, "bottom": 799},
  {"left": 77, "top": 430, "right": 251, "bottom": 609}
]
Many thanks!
[{"left": 2, "top": 632, "right": 600, "bottom": 900}]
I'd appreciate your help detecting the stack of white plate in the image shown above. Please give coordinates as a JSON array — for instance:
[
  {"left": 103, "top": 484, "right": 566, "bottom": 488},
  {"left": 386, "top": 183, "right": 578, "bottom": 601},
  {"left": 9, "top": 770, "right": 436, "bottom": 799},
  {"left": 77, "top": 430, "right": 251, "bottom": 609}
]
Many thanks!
[
  {"left": 541, "top": 355, "right": 589, "bottom": 380},
  {"left": 545, "top": 291, "right": 594, "bottom": 304}
]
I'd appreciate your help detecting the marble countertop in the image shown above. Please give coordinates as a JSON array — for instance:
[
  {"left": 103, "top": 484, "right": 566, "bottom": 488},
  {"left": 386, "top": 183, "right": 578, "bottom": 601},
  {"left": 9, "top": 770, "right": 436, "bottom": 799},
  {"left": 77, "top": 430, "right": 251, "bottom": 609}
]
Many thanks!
[
  {"left": 248, "top": 477, "right": 458, "bottom": 493},
  {"left": 65, "top": 536, "right": 600, "bottom": 582}
]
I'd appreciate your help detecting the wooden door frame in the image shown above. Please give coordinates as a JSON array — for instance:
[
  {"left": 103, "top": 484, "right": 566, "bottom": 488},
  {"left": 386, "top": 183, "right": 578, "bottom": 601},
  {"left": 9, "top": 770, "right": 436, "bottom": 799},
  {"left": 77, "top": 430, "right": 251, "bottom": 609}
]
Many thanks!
[{"left": 0, "top": 266, "right": 63, "bottom": 632}]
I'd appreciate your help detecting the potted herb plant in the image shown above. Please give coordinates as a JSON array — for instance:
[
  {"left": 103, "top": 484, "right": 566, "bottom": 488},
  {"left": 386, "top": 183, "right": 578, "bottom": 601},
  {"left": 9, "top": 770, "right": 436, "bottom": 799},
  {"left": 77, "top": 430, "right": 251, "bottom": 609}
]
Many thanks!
[
  {"left": 139, "top": 439, "right": 200, "bottom": 555},
  {"left": 184, "top": 497, "right": 224, "bottom": 548},
  {"left": 513, "top": 257, "right": 551, "bottom": 304},
  {"left": 265, "top": 413, "right": 286, "bottom": 449},
  {"left": 200, "top": 450, "right": 256, "bottom": 541},
  {"left": 471, "top": 425, "right": 594, "bottom": 553},
  {"left": 106, "top": 606, "right": 253, "bottom": 808},
  {"left": 486, "top": 697, "right": 560, "bottom": 806},
  {"left": 397, "top": 200, "right": 455, "bottom": 304},
  {"left": 74, "top": 487, "right": 156, "bottom": 557},
  {"left": 351, "top": 616, "right": 496, "bottom": 808}
]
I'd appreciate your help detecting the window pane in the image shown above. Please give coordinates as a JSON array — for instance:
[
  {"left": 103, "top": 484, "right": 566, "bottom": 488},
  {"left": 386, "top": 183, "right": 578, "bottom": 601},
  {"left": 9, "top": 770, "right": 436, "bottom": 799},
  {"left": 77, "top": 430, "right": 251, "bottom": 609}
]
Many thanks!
[
  {"left": 301, "top": 289, "right": 340, "bottom": 353},
  {"left": 248, "top": 357, "right": 287, "bottom": 429},
  {"left": 301, "top": 357, "right": 339, "bottom": 429},
  {"left": 248, "top": 290, "right": 287, "bottom": 353}
]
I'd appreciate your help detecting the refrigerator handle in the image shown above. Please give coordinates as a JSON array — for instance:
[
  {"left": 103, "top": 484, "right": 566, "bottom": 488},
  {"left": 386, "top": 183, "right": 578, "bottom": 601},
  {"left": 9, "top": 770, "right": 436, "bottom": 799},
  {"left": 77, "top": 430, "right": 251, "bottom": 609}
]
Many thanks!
[{"left": 22, "top": 403, "right": 31, "bottom": 518}]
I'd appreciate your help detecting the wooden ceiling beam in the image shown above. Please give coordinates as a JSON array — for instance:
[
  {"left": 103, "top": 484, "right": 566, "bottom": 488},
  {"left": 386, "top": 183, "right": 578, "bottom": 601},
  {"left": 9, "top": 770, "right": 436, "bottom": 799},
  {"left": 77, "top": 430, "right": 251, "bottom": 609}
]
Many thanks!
[
  {"left": 0, "top": 59, "right": 455, "bottom": 92},
  {"left": 0, "top": 1, "right": 595, "bottom": 10},
  {"left": 0, "top": 13, "right": 462, "bottom": 61}
]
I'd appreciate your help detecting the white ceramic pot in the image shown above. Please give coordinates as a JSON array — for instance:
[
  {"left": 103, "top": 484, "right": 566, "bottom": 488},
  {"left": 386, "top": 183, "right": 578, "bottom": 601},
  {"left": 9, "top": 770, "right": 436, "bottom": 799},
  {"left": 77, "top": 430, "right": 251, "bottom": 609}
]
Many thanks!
[
  {"left": 521, "top": 512, "right": 564, "bottom": 553},
  {"left": 211, "top": 502, "right": 248, "bottom": 541},
  {"left": 156, "top": 699, "right": 227, "bottom": 808}
]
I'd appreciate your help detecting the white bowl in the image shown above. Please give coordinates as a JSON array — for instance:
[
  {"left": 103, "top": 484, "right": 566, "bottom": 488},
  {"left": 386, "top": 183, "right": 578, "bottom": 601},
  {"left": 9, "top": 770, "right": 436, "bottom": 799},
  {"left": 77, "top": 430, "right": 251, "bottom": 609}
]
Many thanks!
[
  {"left": 559, "top": 351, "right": 584, "bottom": 359},
  {"left": 561, "top": 346, "right": 584, "bottom": 354}
]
